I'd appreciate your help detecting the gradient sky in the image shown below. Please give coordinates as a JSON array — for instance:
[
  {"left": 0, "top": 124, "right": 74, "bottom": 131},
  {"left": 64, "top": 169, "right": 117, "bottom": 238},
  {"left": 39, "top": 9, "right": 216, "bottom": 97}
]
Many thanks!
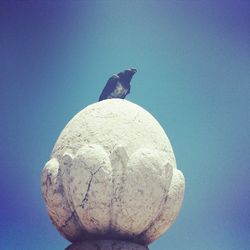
[{"left": 0, "top": 1, "right": 249, "bottom": 249}]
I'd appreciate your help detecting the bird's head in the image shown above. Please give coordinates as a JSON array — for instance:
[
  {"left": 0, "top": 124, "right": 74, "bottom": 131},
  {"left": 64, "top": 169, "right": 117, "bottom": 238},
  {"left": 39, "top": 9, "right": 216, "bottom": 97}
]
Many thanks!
[
  {"left": 119, "top": 68, "right": 137, "bottom": 77},
  {"left": 128, "top": 68, "right": 137, "bottom": 75},
  {"left": 117, "top": 68, "right": 137, "bottom": 84}
]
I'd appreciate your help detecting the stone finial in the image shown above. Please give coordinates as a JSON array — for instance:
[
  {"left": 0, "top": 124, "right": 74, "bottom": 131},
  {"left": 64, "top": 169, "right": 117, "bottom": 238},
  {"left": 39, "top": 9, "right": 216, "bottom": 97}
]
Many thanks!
[{"left": 41, "top": 99, "right": 185, "bottom": 248}]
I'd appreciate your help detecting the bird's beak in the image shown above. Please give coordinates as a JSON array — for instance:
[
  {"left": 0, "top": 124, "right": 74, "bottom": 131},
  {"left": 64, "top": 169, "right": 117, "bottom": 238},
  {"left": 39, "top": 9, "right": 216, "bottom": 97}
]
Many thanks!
[{"left": 130, "top": 68, "right": 137, "bottom": 74}]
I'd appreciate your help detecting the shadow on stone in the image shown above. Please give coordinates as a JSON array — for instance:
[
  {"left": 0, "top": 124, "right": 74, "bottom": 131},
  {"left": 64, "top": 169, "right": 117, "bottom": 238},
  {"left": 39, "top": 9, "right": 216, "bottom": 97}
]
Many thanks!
[{"left": 65, "top": 239, "right": 149, "bottom": 250}]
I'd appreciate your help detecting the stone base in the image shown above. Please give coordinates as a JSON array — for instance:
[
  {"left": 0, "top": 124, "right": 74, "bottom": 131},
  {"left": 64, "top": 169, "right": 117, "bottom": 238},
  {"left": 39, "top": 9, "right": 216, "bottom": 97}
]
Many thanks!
[{"left": 65, "top": 240, "right": 149, "bottom": 250}]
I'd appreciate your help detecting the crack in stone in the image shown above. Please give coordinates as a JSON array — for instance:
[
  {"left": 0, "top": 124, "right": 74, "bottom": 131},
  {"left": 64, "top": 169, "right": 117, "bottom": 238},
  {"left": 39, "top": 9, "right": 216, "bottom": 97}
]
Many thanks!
[
  {"left": 62, "top": 211, "right": 75, "bottom": 228},
  {"left": 80, "top": 166, "right": 102, "bottom": 208},
  {"left": 43, "top": 172, "right": 52, "bottom": 199}
]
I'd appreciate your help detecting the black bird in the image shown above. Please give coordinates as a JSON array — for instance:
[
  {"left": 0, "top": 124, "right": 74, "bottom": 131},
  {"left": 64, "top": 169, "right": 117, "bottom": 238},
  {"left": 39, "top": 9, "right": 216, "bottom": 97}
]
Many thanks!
[{"left": 99, "top": 68, "right": 137, "bottom": 101}]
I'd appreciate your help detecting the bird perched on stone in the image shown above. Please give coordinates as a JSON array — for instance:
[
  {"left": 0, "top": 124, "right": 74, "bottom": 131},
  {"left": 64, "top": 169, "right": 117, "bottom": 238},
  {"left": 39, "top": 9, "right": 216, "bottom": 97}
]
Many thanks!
[{"left": 99, "top": 68, "right": 137, "bottom": 101}]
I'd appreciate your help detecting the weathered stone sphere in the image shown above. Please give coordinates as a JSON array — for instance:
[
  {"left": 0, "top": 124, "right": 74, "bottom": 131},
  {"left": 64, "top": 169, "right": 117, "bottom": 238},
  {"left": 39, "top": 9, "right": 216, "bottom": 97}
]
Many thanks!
[{"left": 41, "top": 99, "right": 185, "bottom": 246}]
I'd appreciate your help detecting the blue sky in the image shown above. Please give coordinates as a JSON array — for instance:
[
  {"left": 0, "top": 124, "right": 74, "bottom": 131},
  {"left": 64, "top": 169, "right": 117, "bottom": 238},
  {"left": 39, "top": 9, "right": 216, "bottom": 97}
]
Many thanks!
[{"left": 0, "top": 1, "right": 249, "bottom": 249}]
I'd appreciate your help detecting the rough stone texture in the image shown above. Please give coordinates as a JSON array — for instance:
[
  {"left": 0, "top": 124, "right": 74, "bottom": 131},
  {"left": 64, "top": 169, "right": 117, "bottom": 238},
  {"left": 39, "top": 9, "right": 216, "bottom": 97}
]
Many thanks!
[
  {"left": 65, "top": 240, "right": 149, "bottom": 250},
  {"left": 41, "top": 99, "right": 185, "bottom": 245}
]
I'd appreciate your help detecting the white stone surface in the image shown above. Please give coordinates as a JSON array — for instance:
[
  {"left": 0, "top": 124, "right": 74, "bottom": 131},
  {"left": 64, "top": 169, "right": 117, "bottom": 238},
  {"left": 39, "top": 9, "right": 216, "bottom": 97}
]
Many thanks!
[{"left": 41, "top": 99, "right": 185, "bottom": 245}]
